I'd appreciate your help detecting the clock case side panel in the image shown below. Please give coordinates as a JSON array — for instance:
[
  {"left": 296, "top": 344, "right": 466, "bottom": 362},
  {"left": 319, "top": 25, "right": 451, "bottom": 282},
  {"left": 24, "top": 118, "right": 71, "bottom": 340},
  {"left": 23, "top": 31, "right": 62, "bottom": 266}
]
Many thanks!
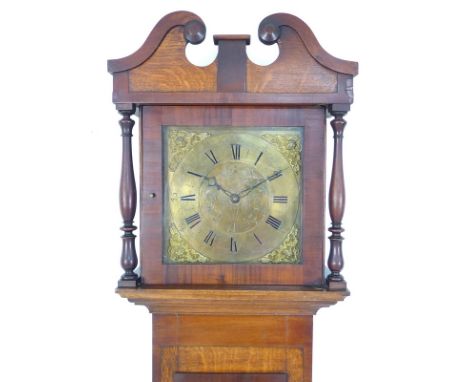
[{"left": 140, "top": 106, "right": 326, "bottom": 286}]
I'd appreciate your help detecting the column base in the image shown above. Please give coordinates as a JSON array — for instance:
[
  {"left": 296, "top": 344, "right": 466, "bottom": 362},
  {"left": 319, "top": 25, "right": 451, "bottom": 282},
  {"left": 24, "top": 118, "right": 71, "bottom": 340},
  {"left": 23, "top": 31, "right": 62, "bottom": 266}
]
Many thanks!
[
  {"left": 327, "top": 279, "right": 347, "bottom": 291},
  {"left": 117, "top": 277, "right": 140, "bottom": 288}
]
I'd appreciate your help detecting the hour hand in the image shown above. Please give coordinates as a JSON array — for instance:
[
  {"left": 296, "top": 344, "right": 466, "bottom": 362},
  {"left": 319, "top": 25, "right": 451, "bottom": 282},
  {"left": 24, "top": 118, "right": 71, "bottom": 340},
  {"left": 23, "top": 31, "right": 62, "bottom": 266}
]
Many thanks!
[{"left": 207, "top": 177, "right": 233, "bottom": 197}]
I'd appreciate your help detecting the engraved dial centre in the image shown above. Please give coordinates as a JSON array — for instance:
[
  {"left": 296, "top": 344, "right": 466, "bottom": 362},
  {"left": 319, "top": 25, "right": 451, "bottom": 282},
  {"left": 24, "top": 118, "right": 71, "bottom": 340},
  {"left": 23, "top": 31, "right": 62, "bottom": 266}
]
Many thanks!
[{"left": 201, "top": 161, "right": 270, "bottom": 234}]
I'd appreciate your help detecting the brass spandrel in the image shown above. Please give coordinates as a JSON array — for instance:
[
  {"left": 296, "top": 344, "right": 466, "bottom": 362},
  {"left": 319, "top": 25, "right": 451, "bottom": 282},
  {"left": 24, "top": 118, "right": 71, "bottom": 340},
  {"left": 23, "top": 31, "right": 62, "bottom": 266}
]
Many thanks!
[
  {"left": 165, "top": 223, "right": 211, "bottom": 264},
  {"left": 167, "top": 129, "right": 211, "bottom": 172},
  {"left": 261, "top": 133, "right": 302, "bottom": 177},
  {"left": 259, "top": 225, "right": 301, "bottom": 264}
]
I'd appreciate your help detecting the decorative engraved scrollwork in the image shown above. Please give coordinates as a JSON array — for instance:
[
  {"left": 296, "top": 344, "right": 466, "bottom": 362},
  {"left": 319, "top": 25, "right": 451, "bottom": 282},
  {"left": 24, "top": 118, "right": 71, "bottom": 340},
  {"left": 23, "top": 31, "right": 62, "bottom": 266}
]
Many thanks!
[
  {"left": 167, "top": 129, "right": 211, "bottom": 172},
  {"left": 167, "top": 223, "right": 300, "bottom": 264},
  {"left": 261, "top": 133, "right": 302, "bottom": 177},
  {"left": 166, "top": 224, "right": 211, "bottom": 263},
  {"left": 259, "top": 225, "right": 300, "bottom": 264}
]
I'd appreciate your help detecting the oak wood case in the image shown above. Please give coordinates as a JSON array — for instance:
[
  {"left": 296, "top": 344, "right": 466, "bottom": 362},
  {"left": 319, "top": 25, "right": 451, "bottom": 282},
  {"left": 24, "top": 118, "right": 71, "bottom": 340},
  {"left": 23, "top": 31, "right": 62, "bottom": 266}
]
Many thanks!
[
  {"left": 108, "top": 10, "right": 358, "bottom": 382},
  {"left": 153, "top": 314, "right": 312, "bottom": 382}
]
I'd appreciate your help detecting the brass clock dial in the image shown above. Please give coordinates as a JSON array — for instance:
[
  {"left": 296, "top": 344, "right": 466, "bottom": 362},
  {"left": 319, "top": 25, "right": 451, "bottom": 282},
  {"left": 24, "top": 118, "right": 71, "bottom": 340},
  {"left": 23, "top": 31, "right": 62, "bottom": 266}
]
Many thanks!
[{"left": 165, "top": 127, "right": 302, "bottom": 263}]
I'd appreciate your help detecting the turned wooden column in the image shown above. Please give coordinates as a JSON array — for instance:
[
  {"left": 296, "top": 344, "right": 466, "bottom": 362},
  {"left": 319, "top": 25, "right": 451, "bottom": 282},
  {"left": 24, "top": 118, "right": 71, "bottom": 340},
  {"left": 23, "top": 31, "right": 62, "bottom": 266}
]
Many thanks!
[
  {"left": 117, "top": 104, "right": 139, "bottom": 288},
  {"left": 327, "top": 105, "right": 349, "bottom": 291}
]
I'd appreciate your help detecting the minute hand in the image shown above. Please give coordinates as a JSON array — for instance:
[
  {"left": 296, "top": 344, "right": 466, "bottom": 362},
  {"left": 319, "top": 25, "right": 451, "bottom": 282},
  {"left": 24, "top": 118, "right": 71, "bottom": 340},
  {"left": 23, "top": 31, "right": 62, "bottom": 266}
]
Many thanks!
[{"left": 239, "top": 169, "right": 285, "bottom": 198}]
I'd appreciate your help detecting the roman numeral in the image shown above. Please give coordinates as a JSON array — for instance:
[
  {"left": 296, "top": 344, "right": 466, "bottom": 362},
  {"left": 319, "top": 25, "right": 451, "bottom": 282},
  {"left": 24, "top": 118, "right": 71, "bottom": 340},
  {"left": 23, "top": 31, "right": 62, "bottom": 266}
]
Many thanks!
[
  {"left": 231, "top": 144, "right": 241, "bottom": 160},
  {"left": 254, "top": 152, "right": 263, "bottom": 166},
  {"left": 185, "top": 212, "right": 201, "bottom": 228},
  {"left": 253, "top": 233, "right": 262, "bottom": 245},
  {"left": 266, "top": 215, "right": 281, "bottom": 230},
  {"left": 204, "top": 150, "right": 218, "bottom": 165},
  {"left": 273, "top": 195, "right": 288, "bottom": 203},
  {"left": 230, "top": 237, "right": 238, "bottom": 253},
  {"left": 203, "top": 230, "right": 216, "bottom": 246},
  {"left": 180, "top": 194, "right": 196, "bottom": 201},
  {"left": 187, "top": 171, "right": 203, "bottom": 178},
  {"left": 268, "top": 170, "right": 283, "bottom": 182}
]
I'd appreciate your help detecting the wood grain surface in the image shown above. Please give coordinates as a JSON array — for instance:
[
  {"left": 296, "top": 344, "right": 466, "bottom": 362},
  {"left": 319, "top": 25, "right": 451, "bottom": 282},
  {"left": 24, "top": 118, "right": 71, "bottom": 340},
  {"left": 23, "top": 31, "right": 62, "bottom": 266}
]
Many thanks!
[
  {"left": 108, "top": 11, "right": 206, "bottom": 73},
  {"left": 117, "top": 287, "right": 348, "bottom": 315},
  {"left": 139, "top": 106, "right": 326, "bottom": 286},
  {"left": 108, "top": 11, "right": 358, "bottom": 382},
  {"left": 129, "top": 27, "right": 217, "bottom": 92},
  {"left": 174, "top": 373, "right": 287, "bottom": 382},
  {"left": 109, "top": 11, "right": 357, "bottom": 105},
  {"left": 153, "top": 314, "right": 312, "bottom": 382},
  {"left": 247, "top": 27, "right": 337, "bottom": 93}
]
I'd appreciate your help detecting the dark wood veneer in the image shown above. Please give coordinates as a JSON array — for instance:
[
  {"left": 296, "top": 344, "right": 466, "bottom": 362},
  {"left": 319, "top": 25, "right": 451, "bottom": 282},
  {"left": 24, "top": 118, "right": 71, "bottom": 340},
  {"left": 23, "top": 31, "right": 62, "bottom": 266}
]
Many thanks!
[
  {"left": 327, "top": 108, "right": 348, "bottom": 290},
  {"left": 117, "top": 104, "right": 139, "bottom": 287},
  {"left": 214, "top": 35, "right": 250, "bottom": 92}
]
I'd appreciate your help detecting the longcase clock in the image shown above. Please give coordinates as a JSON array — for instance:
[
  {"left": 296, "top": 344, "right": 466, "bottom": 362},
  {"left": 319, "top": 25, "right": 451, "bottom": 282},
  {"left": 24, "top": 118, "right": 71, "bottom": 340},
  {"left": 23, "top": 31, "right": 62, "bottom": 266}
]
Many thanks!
[{"left": 108, "top": 11, "right": 358, "bottom": 382}]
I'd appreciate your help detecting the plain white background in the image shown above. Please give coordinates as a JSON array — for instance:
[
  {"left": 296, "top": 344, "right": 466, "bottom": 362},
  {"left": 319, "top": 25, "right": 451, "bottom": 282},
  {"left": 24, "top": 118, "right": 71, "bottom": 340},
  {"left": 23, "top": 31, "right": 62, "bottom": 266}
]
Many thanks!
[{"left": 1, "top": 0, "right": 467, "bottom": 381}]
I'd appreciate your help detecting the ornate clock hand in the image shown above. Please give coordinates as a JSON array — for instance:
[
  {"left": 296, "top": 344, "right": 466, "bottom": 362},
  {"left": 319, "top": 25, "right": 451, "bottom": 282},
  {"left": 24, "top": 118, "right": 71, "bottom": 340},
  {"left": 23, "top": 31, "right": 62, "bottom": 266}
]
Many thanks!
[
  {"left": 239, "top": 178, "right": 267, "bottom": 197},
  {"left": 206, "top": 176, "right": 240, "bottom": 202},
  {"left": 239, "top": 168, "right": 288, "bottom": 198}
]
